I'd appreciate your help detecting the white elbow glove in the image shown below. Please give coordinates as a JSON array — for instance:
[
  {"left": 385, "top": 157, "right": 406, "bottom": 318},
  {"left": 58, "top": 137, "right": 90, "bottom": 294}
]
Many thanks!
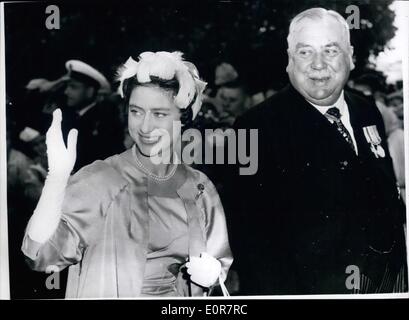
[
  {"left": 28, "top": 108, "right": 78, "bottom": 243},
  {"left": 186, "top": 252, "right": 222, "bottom": 288}
]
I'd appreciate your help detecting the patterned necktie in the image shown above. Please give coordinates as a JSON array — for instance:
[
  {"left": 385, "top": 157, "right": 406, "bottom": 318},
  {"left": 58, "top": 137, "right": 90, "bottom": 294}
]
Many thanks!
[{"left": 325, "top": 107, "right": 356, "bottom": 153}]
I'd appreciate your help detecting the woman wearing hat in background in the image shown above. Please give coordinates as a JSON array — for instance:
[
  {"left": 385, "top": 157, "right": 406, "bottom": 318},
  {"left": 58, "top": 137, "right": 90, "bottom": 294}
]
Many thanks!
[{"left": 21, "top": 51, "right": 232, "bottom": 298}]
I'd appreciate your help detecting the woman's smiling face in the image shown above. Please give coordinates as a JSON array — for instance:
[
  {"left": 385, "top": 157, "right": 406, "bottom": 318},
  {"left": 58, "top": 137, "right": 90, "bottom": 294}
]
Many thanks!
[{"left": 128, "top": 85, "right": 181, "bottom": 158}]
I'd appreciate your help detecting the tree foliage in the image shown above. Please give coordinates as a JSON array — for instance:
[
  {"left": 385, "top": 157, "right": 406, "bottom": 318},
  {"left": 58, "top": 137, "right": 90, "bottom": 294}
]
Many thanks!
[{"left": 5, "top": 0, "right": 396, "bottom": 96}]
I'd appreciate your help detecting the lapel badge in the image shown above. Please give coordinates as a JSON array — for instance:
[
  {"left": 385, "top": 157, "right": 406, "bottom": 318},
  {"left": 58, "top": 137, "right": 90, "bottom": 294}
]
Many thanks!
[{"left": 363, "top": 125, "right": 385, "bottom": 158}]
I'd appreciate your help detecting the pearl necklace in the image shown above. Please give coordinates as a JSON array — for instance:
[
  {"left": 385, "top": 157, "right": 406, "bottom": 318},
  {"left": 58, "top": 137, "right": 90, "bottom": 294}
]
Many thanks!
[{"left": 132, "top": 147, "right": 178, "bottom": 182}]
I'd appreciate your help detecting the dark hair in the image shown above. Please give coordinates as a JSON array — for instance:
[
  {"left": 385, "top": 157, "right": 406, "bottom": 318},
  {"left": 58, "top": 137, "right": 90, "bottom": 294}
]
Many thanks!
[{"left": 123, "top": 76, "right": 194, "bottom": 127}]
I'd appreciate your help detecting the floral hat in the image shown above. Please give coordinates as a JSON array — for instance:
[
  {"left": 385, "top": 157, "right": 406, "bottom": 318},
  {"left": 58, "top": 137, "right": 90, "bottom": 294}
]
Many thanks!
[{"left": 116, "top": 51, "right": 207, "bottom": 119}]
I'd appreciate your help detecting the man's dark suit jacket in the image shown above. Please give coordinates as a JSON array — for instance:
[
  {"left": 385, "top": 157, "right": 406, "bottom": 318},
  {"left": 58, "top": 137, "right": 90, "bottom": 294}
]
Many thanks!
[
  {"left": 225, "top": 84, "right": 407, "bottom": 295},
  {"left": 61, "top": 101, "right": 124, "bottom": 171}
]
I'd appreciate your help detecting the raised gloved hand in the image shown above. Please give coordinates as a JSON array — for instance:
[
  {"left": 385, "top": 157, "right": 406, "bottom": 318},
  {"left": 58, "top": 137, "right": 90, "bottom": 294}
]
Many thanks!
[
  {"left": 27, "top": 109, "right": 78, "bottom": 244},
  {"left": 46, "top": 108, "right": 78, "bottom": 178},
  {"left": 186, "top": 252, "right": 221, "bottom": 288}
]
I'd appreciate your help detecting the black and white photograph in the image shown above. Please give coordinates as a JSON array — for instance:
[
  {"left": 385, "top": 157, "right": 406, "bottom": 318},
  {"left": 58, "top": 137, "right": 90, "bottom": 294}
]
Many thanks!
[{"left": 0, "top": 0, "right": 408, "bottom": 302}]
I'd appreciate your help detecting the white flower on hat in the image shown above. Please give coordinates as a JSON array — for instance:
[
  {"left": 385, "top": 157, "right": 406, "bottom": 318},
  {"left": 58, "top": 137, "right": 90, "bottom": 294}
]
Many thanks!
[
  {"left": 116, "top": 51, "right": 207, "bottom": 119},
  {"left": 148, "top": 51, "right": 179, "bottom": 81},
  {"left": 116, "top": 57, "right": 139, "bottom": 88}
]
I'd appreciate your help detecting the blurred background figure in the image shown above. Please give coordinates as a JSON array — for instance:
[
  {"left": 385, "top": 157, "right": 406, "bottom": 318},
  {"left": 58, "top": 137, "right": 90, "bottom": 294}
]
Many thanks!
[
  {"left": 348, "top": 73, "right": 404, "bottom": 130},
  {"left": 18, "top": 126, "right": 48, "bottom": 186},
  {"left": 24, "top": 59, "right": 125, "bottom": 171},
  {"left": 60, "top": 60, "right": 124, "bottom": 170},
  {"left": 192, "top": 62, "right": 248, "bottom": 187},
  {"left": 6, "top": 102, "right": 51, "bottom": 299},
  {"left": 7, "top": 112, "right": 44, "bottom": 217},
  {"left": 347, "top": 72, "right": 405, "bottom": 203},
  {"left": 191, "top": 62, "right": 247, "bottom": 296},
  {"left": 200, "top": 62, "right": 251, "bottom": 128},
  {"left": 386, "top": 89, "right": 404, "bottom": 128},
  {"left": 216, "top": 83, "right": 251, "bottom": 126},
  {"left": 377, "top": 104, "right": 406, "bottom": 204}
]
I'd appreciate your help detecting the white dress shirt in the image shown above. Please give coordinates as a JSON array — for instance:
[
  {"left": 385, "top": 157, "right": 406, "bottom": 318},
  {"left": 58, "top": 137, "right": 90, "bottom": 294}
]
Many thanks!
[{"left": 308, "top": 91, "right": 358, "bottom": 155}]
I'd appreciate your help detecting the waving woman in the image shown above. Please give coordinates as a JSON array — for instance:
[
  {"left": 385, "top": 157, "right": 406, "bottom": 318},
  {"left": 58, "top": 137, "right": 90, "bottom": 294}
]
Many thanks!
[{"left": 22, "top": 51, "right": 232, "bottom": 298}]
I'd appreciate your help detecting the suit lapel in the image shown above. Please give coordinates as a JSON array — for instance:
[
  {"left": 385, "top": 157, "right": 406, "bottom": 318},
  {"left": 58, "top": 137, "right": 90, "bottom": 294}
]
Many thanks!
[{"left": 286, "top": 86, "right": 358, "bottom": 165}]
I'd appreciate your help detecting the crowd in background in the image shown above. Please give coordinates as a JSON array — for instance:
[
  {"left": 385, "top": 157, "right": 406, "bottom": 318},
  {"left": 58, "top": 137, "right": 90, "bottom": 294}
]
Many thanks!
[{"left": 6, "top": 58, "right": 405, "bottom": 298}]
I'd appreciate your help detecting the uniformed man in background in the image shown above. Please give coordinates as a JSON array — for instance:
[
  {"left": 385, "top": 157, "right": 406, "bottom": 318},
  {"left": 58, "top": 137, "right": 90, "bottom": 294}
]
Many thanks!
[{"left": 61, "top": 60, "right": 124, "bottom": 171}]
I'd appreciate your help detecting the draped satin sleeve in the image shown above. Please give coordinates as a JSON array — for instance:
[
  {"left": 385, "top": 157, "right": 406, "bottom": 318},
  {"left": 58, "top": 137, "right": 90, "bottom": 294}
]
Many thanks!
[
  {"left": 197, "top": 172, "right": 233, "bottom": 283},
  {"left": 21, "top": 160, "right": 128, "bottom": 272}
]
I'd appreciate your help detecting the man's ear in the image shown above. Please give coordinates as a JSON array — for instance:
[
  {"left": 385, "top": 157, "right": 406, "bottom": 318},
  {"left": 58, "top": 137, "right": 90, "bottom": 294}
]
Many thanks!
[
  {"left": 286, "top": 48, "right": 292, "bottom": 73},
  {"left": 349, "top": 45, "right": 355, "bottom": 71}
]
